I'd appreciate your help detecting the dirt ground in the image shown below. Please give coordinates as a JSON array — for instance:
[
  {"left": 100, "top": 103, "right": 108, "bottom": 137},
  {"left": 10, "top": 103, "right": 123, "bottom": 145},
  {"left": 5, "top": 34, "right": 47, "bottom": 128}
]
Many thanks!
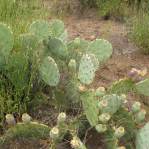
[{"left": 63, "top": 12, "right": 149, "bottom": 88}]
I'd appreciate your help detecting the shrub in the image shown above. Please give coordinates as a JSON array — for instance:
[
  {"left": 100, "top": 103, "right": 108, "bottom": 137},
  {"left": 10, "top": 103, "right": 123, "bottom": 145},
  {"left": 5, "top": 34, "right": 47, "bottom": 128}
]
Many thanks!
[{"left": 129, "top": 14, "right": 149, "bottom": 54}]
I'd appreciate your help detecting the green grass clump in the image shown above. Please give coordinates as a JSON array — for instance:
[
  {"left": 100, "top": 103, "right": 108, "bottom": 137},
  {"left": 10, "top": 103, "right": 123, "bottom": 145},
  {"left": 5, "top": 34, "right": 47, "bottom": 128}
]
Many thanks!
[
  {"left": 130, "top": 14, "right": 149, "bottom": 54},
  {"left": 0, "top": 122, "right": 50, "bottom": 145},
  {"left": 0, "top": 0, "right": 48, "bottom": 36}
]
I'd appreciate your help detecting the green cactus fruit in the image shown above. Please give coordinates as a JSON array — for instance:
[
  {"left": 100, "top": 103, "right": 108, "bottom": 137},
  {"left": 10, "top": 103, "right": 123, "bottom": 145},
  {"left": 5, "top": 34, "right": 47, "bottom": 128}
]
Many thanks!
[
  {"left": 78, "top": 54, "right": 96, "bottom": 85},
  {"left": 101, "top": 94, "right": 123, "bottom": 114},
  {"left": 46, "top": 38, "right": 68, "bottom": 59},
  {"left": 50, "top": 127, "right": 59, "bottom": 140},
  {"left": 95, "top": 124, "right": 107, "bottom": 133},
  {"left": 68, "top": 59, "right": 77, "bottom": 73},
  {"left": 18, "top": 33, "right": 38, "bottom": 50},
  {"left": 95, "top": 87, "right": 106, "bottom": 97},
  {"left": 132, "top": 102, "right": 141, "bottom": 113},
  {"left": 99, "top": 113, "right": 111, "bottom": 123},
  {"left": 136, "top": 122, "right": 149, "bottom": 149},
  {"left": 29, "top": 20, "right": 50, "bottom": 41},
  {"left": 81, "top": 91, "right": 99, "bottom": 126},
  {"left": 70, "top": 136, "right": 87, "bottom": 149},
  {"left": 0, "top": 23, "right": 14, "bottom": 67},
  {"left": 49, "top": 19, "right": 65, "bottom": 38},
  {"left": 39, "top": 56, "right": 60, "bottom": 86},
  {"left": 87, "top": 39, "right": 112, "bottom": 63},
  {"left": 135, "top": 109, "right": 146, "bottom": 123},
  {"left": 136, "top": 79, "right": 149, "bottom": 96},
  {"left": 0, "top": 122, "right": 50, "bottom": 145}
]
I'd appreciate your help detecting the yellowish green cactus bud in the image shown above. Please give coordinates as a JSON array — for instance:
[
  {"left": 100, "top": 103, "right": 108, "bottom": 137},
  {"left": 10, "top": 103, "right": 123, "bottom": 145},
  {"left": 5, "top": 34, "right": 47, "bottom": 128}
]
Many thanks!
[
  {"left": 95, "top": 87, "right": 106, "bottom": 97},
  {"left": 136, "top": 109, "right": 146, "bottom": 123},
  {"left": 5, "top": 114, "right": 16, "bottom": 126},
  {"left": 70, "top": 136, "right": 82, "bottom": 149},
  {"left": 57, "top": 112, "right": 66, "bottom": 123},
  {"left": 22, "top": 113, "right": 32, "bottom": 123},
  {"left": 78, "top": 84, "right": 87, "bottom": 93},
  {"left": 114, "top": 126, "right": 125, "bottom": 138},
  {"left": 121, "top": 94, "right": 128, "bottom": 104},
  {"left": 132, "top": 102, "right": 141, "bottom": 113},
  {"left": 95, "top": 124, "right": 107, "bottom": 133},
  {"left": 99, "top": 113, "right": 111, "bottom": 123},
  {"left": 50, "top": 127, "right": 59, "bottom": 140},
  {"left": 98, "top": 100, "right": 108, "bottom": 110}
]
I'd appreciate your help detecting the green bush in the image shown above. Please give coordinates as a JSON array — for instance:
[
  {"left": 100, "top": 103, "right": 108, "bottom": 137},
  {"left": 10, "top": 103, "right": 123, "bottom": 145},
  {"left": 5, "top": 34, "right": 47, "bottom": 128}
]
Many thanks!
[{"left": 130, "top": 14, "right": 149, "bottom": 54}]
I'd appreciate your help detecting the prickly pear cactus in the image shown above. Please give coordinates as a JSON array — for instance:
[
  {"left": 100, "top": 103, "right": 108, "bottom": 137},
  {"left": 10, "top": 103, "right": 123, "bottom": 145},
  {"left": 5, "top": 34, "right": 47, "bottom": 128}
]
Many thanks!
[
  {"left": 81, "top": 91, "right": 99, "bottom": 126},
  {"left": 87, "top": 39, "right": 112, "bottom": 63},
  {"left": 49, "top": 19, "right": 65, "bottom": 38},
  {"left": 29, "top": 20, "right": 50, "bottom": 41},
  {"left": 46, "top": 38, "right": 68, "bottom": 59},
  {"left": 78, "top": 54, "right": 96, "bottom": 85},
  {"left": 0, "top": 23, "right": 14, "bottom": 66},
  {"left": 101, "top": 94, "right": 123, "bottom": 114},
  {"left": 39, "top": 56, "right": 60, "bottom": 86},
  {"left": 136, "top": 122, "right": 149, "bottom": 149},
  {"left": 18, "top": 33, "right": 38, "bottom": 50},
  {"left": 136, "top": 79, "right": 149, "bottom": 96}
]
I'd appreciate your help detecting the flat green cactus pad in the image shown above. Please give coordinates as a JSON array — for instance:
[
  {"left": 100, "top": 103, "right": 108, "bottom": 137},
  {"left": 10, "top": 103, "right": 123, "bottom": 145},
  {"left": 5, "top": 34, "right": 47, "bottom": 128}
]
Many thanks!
[
  {"left": 49, "top": 19, "right": 65, "bottom": 38},
  {"left": 136, "top": 79, "right": 149, "bottom": 96},
  {"left": 47, "top": 38, "right": 68, "bottom": 59},
  {"left": 101, "top": 94, "right": 123, "bottom": 114},
  {"left": 39, "top": 56, "right": 60, "bottom": 86},
  {"left": 29, "top": 20, "right": 50, "bottom": 41},
  {"left": 136, "top": 122, "right": 149, "bottom": 149},
  {"left": 87, "top": 39, "right": 113, "bottom": 63},
  {"left": 81, "top": 91, "right": 99, "bottom": 126},
  {"left": 78, "top": 54, "right": 96, "bottom": 85},
  {"left": 0, "top": 23, "right": 14, "bottom": 65},
  {"left": 18, "top": 33, "right": 38, "bottom": 50}
]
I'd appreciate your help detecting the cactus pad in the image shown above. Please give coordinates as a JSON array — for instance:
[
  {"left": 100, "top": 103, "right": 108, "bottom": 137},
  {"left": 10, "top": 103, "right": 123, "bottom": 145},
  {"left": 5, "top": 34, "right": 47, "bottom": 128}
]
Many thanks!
[
  {"left": 136, "top": 79, "right": 149, "bottom": 96},
  {"left": 78, "top": 54, "right": 96, "bottom": 85},
  {"left": 49, "top": 19, "right": 65, "bottom": 38},
  {"left": 46, "top": 38, "right": 68, "bottom": 59},
  {"left": 29, "top": 20, "right": 50, "bottom": 41},
  {"left": 81, "top": 91, "right": 99, "bottom": 126},
  {"left": 101, "top": 94, "right": 123, "bottom": 114},
  {"left": 87, "top": 39, "right": 112, "bottom": 63},
  {"left": 136, "top": 122, "right": 149, "bottom": 149},
  {"left": 39, "top": 56, "right": 60, "bottom": 86}
]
